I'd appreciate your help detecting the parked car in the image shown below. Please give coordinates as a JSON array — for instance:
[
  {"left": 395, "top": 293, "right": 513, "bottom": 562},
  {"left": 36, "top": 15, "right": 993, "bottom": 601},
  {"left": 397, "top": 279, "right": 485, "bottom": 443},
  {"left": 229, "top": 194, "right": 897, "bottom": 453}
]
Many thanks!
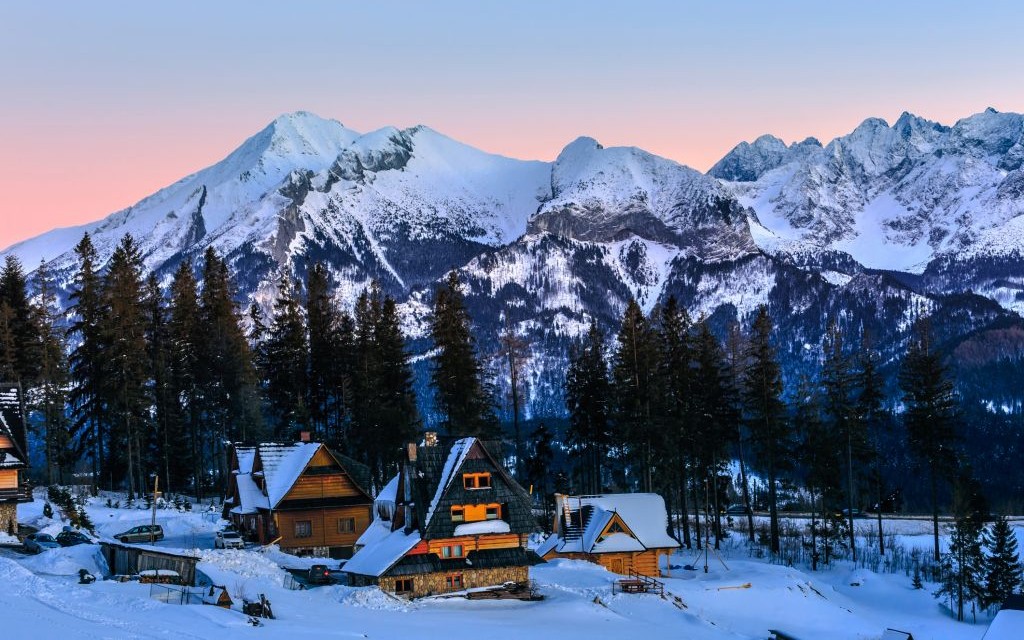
[
  {"left": 24, "top": 533, "right": 61, "bottom": 554},
  {"left": 56, "top": 530, "right": 94, "bottom": 547},
  {"left": 214, "top": 530, "right": 245, "bottom": 550},
  {"left": 113, "top": 524, "right": 164, "bottom": 543},
  {"left": 725, "top": 504, "right": 752, "bottom": 516},
  {"left": 307, "top": 564, "right": 333, "bottom": 585}
]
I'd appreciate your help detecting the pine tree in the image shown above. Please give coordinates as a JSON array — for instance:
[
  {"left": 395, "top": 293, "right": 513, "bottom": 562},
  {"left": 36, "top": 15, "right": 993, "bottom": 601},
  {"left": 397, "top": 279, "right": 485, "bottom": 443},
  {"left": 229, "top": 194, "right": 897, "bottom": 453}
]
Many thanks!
[
  {"left": 370, "top": 295, "right": 420, "bottom": 483},
  {"left": 67, "top": 233, "right": 105, "bottom": 489},
  {"left": 795, "top": 374, "right": 840, "bottom": 568},
  {"left": 565, "top": 320, "right": 611, "bottom": 494},
  {"left": 982, "top": 515, "right": 1023, "bottom": 610},
  {"left": 741, "top": 305, "right": 791, "bottom": 555},
  {"left": 497, "top": 324, "right": 530, "bottom": 478},
  {"left": 264, "top": 273, "right": 309, "bottom": 437},
  {"left": 610, "top": 299, "right": 659, "bottom": 492},
  {"left": 725, "top": 321, "right": 756, "bottom": 542},
  {"left": 526, "top": 422, "right": 555, "bottom": 528},
  {"left": 691, "top": 319, "right": 733, "bottom": 548},
  {"left": 429, "top": 271, "right": 496, "bottom": 437},
  {"left": 32, "top": 260, "right": 71, "bottom": 484},
  {"left": 900, "top": 317, "right": 959, "bottom": 562}
]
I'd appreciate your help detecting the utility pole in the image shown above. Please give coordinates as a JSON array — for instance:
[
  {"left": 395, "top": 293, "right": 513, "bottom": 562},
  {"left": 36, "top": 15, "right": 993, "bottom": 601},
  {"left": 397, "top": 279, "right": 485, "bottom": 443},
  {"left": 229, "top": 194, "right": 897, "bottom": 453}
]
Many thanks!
[{"left": 150, "top": 473, "right": 159, "bottom": 544}]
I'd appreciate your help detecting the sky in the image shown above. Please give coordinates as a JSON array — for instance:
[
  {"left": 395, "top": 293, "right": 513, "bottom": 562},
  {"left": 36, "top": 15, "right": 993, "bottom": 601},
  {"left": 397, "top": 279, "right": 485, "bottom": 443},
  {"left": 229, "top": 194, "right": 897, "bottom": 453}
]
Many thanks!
[{"left": 2, "top": 0, "right": 1023, "bottom": 250}]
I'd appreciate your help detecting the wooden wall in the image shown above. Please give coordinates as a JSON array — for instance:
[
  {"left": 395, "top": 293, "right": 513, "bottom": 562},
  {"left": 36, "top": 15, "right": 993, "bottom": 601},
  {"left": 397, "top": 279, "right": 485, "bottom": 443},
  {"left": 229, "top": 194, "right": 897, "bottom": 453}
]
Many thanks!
[
  {"left": 285, "top": 475, "right": 362, "bottom": 500},
  {"left": 274, "top": 505, "right": 372, "bottom": 553},
  {"left": 0, "top": 469, "right": 17, "bottom": 489},
  {"left": 541, "top": 549, "right": 664, "bottom": 576},
  {"left": 423, "top": 533, "right": 524, "bottom": 556}
]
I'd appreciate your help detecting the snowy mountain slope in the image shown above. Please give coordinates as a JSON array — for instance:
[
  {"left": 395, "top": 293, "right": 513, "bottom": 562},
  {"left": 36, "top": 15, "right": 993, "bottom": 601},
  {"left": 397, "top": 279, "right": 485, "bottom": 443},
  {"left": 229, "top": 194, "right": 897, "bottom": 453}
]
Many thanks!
[
  {"left": 720, "top": 109, "right": 1024, "bottom": 278},
  {"left": 5, "top": 109, "right": 1024, "bottom": 418}
]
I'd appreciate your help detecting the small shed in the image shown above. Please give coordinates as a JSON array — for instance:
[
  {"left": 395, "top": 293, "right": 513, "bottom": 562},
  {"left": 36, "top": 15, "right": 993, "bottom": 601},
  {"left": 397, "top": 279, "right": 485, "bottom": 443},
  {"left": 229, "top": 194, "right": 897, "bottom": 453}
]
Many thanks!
[
  {"left": 201, "top": 585, "right": 233, "bottom": 608},
  {"left": 100, "top": 542, "right": 199, "bottom": 586}
]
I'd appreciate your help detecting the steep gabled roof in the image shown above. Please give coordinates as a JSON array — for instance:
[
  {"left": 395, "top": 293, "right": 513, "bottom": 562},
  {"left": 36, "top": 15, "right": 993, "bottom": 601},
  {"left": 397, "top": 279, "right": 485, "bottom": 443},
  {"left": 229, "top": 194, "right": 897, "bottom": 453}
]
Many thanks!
[
  {"left": 0, "top": 384, "right": 29, "bottom": 469},
  {"left": 408, "top": 437, "right": 537, "bottom": 540},
  {"left": 253, "top": 442, "right": 322, "bottom": 507}
]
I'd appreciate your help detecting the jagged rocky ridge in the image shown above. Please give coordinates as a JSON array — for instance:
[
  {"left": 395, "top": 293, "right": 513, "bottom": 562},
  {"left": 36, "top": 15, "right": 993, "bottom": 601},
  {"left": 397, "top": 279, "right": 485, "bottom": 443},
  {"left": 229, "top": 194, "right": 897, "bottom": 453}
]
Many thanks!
[{"left": 6, "top": 109, "right": 1024, "bottom": 419}]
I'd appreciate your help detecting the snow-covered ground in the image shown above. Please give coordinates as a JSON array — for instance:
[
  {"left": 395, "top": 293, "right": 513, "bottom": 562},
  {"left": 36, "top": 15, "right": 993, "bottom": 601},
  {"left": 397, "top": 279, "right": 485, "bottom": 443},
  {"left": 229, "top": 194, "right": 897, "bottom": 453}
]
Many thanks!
[{"left": 3, "top": 494, "right": 1017, "bottom": 639}]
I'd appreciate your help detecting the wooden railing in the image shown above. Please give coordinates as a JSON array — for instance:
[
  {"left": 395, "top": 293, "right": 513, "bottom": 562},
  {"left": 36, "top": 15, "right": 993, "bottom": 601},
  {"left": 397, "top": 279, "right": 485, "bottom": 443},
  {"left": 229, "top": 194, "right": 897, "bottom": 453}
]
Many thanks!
[
  {"left": 612, "top": 569, "right": 665, "bottom": 596},
  {"left": 0, "top": 485, "right": 32, "bottom": 502}
]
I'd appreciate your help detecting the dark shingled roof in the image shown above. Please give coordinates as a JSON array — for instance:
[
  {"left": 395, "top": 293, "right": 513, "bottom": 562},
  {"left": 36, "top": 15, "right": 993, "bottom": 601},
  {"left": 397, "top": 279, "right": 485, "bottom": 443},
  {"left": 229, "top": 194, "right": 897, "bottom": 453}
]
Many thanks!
[
  {"left": 0, "top": 383, "right": 29, "bottom": 468},
  {"left": 384, "top": 547, "right": 543, "bottom": 577},
  {"left": 410, "top": 438, "right": 537, "bottom": 540},
  {"left": 329, "top": 449, "right": 373, "bottom": 497}
]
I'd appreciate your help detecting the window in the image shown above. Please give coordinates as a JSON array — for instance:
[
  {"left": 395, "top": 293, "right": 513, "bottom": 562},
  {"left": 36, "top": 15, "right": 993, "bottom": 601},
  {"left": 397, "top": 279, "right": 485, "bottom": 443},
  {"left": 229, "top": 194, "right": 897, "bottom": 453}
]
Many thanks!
[
  {"left": 451, "top": 506, "right": 465, "bottom": 522},
  {"left": 463, "top": 473, "right": 492, "bottom": 489},
  {"left": 442, "top": 544, "right": 465, "bottom": 559},
  {"left": 485, "top": 505, "right": 500, "bottom": 520},
  {"left": 395, "top": 578, "right": 414, "bottom": 594},
  {"left": 337, "top": 517, "right": 356, "bottom": 534},
  {"left": 445, "top": 573, "right": 464, "bottom": 591},
  {"left": 295, "top": 520, "right": 312, "bottom": 538}
]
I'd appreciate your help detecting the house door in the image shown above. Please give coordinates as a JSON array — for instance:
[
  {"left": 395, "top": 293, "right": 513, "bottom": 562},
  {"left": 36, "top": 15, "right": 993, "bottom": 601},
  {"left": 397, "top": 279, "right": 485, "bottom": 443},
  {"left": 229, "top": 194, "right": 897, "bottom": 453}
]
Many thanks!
[{"left": 610, "top": 558, "right": 624, "bottom": 574}]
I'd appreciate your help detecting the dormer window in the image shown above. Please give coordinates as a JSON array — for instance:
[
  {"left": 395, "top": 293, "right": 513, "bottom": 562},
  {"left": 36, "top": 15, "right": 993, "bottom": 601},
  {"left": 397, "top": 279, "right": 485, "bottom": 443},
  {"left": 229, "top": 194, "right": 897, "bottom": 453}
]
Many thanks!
[
  {"left": 463, "top": 472, "right": 491, "bottom": 490},
  {"left": 451, "top": 506, "right": 465, "bottom": 522}
]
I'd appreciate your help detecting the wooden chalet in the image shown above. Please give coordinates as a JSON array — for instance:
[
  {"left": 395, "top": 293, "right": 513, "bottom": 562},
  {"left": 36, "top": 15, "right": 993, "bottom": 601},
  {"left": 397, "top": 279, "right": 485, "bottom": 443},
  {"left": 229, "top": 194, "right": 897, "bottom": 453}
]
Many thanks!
[
  {"left": 223, "top": 441, "right": 373, "bottom": 558},
  {"left": 0, "top": 383, "right": 32, "bottom": 536},
  {"left": 536, "top": 493, "right": 680, "bottom": 576},
  {"left": 344, "top": 437, "right": 542, "bottom": 598}
]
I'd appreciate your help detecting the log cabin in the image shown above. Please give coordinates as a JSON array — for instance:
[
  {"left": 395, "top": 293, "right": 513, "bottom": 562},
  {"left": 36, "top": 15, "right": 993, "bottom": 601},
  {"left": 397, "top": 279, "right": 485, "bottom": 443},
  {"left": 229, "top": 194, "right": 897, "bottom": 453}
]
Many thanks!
[
  {"left": 535, "top": 493, "right": 680, "bottom": 576},
  {"left": 0, "top": 383, "right": 31, "bottom": 536},
  {"left": 344, "top": 437, "right": 542, "bottom": 598},
  {"left": 223, "top": 441, "right": 373, "bottom": 558}
]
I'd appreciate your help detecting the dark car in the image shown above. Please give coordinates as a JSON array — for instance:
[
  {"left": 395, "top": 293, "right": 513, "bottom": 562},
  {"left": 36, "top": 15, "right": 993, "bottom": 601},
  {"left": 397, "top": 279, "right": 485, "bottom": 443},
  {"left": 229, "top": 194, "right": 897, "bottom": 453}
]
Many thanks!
[
  {"left": 56, "top": 530, "right": 94, "bottom": 547},
  {"left": 307, "top": 564, "right": 333, "bottom": 585},
  {"left": 725, "top": 504, "right": 752, "bottom": 516},
  {"left": 113, "top": 524, "right": 164, "bottom": 543},
  {"left": 24, "top": 533, "right": 61, "bottom": 554}
]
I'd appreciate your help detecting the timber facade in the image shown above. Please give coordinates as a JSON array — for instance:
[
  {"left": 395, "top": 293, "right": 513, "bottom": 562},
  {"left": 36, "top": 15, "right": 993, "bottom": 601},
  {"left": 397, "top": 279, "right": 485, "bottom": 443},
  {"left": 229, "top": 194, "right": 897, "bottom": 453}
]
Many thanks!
[
  {"left": 223, "top": 442, "right": 373, "bottom": 558},
  {"left": 0, "top": 384, "right": 31, "bottom": 535},
  {"left": 344, "top": 437, "right": 542, "bottom": 598}
]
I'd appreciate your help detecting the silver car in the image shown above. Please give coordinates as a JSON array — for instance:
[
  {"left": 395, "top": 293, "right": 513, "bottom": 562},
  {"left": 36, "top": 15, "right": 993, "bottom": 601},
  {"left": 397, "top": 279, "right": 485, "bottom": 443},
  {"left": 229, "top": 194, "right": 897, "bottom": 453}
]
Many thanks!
[{"left": 214, "top": 530, "right": 245, "bottom": 549}]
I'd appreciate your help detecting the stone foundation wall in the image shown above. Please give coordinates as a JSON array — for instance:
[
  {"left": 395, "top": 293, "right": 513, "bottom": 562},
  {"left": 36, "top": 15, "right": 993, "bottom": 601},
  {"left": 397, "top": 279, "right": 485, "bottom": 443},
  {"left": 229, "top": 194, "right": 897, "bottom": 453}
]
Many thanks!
[
  {"left": 0, "top": 503, "right": 17, "bottom": 536},
  {"left": 379, "top": 565, "right": 529, "bottom": 599}
]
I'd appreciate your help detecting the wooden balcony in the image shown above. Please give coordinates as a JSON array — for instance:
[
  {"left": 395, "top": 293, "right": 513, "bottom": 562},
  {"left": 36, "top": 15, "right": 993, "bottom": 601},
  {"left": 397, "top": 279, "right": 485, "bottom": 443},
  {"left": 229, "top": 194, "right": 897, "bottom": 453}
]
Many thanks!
[{"left": 0, "top": 484, "right": 32, "bottom": 503}]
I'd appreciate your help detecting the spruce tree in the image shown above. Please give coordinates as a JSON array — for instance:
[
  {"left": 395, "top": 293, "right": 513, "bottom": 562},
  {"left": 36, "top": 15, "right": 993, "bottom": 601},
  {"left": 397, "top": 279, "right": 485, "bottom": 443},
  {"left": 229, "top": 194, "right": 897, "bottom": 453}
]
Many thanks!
[
  {"left": 429, "top": 271, "right": 496, "bottom": 437},
  {"left": 526, "top": 421, "right": 555, "bottom": 526},
  {"left": 100, "top": 234, "right": 149, "bottom": 496},
  {"left": 68, "top": 233, "right": 105, "bottom": 489},
  {"left": 982, "top": 515, "right": 1023, "bottom": 610},
  {"left": 691, "top": 319, "right": 733, "bottom": 548},
  {"left": 565, "top": 319, "right": 611, "bottom": 494},
  {"left": 821, "top": 321, "right": 864, "bottom": 560},
  {"left": 305, "top": 262, "right": 335, "bottom": 441},
  {"left": 610, "top": 299, "right": 659, "bottom": 492},
  {"left": 32, "top": 260, "right": 71, "bottom": 484},
  {"left": 936, "top": 472, "right": 987, "bottom": 622},
  {"left": 900, "top": 317, "right": 959, "bottom": 562},
  {"left": 856, "top": 328, "right": 888, "bottom": 554},
  {"left": 264, "top": 273, "right": 309, "bottom": 437},
  {"left": 725, "top": 321, "right": 756, "bottom": 541},
  {"left": 168, "top": 261, "right": 201, "bottom": 495},
  {"left": 0, "top": 254, "right": 40, "bottom": 384},
  {"left": 369, "top": 295, "right": 420, "bottom": 483},
  {"left": 795, "top": 375, "right": 841, "bottom": 567},
  {"left": 657, "top": 297, "right": 693, "bottom": 547},
  {"left": 741, "top": 305, "right": 791, "bottom": 555},
  {"left": 497, "top": 325, "right": 530, "bottom": 478}
]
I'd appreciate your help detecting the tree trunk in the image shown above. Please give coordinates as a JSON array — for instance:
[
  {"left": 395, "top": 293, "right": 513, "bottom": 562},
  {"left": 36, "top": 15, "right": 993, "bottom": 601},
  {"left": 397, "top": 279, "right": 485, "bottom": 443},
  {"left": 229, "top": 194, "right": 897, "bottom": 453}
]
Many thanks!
[{"left": 930, "top": 465, "right": 940, "bottom": 563}]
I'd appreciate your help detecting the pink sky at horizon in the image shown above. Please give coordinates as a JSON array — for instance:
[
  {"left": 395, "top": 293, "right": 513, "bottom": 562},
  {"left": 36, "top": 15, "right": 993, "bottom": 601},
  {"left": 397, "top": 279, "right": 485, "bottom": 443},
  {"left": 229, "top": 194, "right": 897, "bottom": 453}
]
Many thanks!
[{"left": 2, "top": 0, "right": 1023, "bottom": 252}]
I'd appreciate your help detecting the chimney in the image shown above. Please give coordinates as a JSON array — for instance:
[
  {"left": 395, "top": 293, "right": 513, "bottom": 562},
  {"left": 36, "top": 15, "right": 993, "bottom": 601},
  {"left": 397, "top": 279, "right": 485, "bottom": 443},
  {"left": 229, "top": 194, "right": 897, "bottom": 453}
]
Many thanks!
[
  {"left": 299, "top": 431, "right": 311, "bottom": 443},
  {"left": 424, "top": 431, "right": 438, "bottom": 447}
]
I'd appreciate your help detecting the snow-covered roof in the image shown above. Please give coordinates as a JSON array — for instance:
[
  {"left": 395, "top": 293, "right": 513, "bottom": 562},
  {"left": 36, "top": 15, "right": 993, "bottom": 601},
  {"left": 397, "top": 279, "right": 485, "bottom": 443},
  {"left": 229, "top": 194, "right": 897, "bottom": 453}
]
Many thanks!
[
  {"left": 454, "top": 520, "right": 511, "bottom": 536},
  {"left": 354, "top": 518, "right": 393, "bottom": 550},
  {"left": 423, "top": 437, "right": 475, "bottom": 529},
  {"left": 542, "top": 493, "right": 679, "bottom": 556},
  {"left": 255, "top": 443, "right": 321, "bottom": 507},
  {"left": 234, "top": 446, "right": 256, "bottom": 475},
  {"left": 230, "top": 472, "right": 270, "bottom": 515},
  {"left": 374, "top": 474, "right": 399, "bottom": 522},
  {"left": 984, "top": 610, "right": 1024, "bottom": 640},
  {"left": 343, "top": 529, "right": 421, "bottom": 577}
]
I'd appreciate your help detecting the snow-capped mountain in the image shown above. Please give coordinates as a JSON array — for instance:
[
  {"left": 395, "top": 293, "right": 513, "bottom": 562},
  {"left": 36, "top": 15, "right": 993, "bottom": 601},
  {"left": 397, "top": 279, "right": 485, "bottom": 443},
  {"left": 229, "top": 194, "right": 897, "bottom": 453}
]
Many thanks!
[
  {"left": 5, "top": 109, "right": 1024, "bottom": 419},
  {"left": 716, "top": 108, "right": 1024, "bottom": 311}
]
